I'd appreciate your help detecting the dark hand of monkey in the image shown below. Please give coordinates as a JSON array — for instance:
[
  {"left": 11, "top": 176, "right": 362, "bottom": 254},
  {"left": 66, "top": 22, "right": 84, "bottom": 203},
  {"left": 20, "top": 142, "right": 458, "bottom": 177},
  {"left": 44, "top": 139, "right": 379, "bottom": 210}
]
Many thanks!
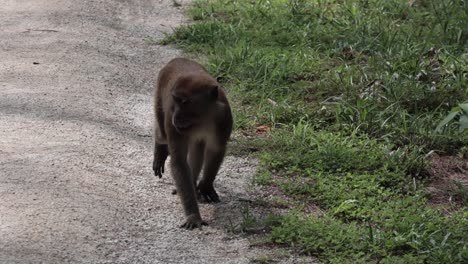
[{"left": 153, "top": 144, "right": 169, "bottom": 178}]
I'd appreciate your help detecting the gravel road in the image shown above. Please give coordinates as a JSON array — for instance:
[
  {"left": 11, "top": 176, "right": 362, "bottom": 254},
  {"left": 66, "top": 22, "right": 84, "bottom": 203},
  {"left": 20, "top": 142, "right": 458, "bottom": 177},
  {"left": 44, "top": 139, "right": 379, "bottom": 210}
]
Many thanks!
[{"left": 0, "top": 1, "right": 265, "bottom": 263}]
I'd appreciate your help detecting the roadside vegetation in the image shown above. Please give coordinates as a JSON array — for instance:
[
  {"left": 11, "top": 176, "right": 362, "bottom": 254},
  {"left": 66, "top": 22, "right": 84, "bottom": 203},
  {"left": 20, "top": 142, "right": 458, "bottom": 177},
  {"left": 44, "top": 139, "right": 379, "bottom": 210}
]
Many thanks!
[{"left": 162, "top": 0, "right": 467, "bottom": 262}]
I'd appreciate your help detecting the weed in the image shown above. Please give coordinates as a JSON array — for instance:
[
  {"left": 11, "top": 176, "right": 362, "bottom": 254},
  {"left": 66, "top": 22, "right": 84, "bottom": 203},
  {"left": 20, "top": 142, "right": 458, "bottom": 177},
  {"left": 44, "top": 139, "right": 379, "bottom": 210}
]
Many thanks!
[
  {"left": 172, "top": 0, "right": 182, "bottom": 8},
  {"left": 251, "top": 254, "right": 274, "bottom": 264},
  {"left": 451, "top": 180, "right": 468, "bottom": 206},
  {"left": 436, "top": 102, "right": 468, "bottom": 133}
]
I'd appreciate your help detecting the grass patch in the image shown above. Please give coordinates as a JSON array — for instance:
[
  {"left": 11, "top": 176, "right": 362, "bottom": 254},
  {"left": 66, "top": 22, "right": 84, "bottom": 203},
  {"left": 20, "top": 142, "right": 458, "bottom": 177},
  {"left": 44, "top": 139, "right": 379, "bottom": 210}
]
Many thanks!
[
  {"left": 162, "top": 0, "right": 467, "bottom": 262},
  {"left": 269, "top": 209, "right": 467, "bottom": 263}
]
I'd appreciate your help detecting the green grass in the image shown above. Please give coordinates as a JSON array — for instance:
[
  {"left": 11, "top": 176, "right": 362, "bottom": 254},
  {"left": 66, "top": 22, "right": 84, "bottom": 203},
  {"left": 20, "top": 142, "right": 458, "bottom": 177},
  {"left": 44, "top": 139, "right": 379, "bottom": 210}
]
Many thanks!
[{"left": 161, "top": 0, "right": 467, "bottom": 262}]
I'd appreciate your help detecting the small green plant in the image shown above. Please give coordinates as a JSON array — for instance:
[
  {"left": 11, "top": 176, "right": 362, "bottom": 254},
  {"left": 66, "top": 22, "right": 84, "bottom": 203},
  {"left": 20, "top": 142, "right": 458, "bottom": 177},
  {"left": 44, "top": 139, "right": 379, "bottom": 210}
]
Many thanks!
[
  {"left": 226, "top": 203, "right": 281, "bottom": 234},
  {"left": 459, "top": 146, "right": 468, "bottom": 159},
  {"left": 451, "top": 180, "right": 468, "bottom": 206},
  {"left": 172, "top": 0, "right": 182, "bottom": 7},
  {"left": 251, "top": 254, "right": 274, "bottom": 263},
  {"left": 143, "top": 37, "right": 159, "bottom": 45},
  {"left": 254, "top": 169, "right": 273, "bottom": 185},
  {"left": 436, "top": 103, "right": 468, "bottom": 133}
]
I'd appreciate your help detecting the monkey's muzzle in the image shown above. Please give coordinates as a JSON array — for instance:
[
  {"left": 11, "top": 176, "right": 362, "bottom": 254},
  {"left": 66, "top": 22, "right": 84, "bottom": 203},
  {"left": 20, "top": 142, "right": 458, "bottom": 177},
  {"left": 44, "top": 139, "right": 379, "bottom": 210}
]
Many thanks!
[{"left": 172, "top": 115, "right": 194, "bottom": 133}]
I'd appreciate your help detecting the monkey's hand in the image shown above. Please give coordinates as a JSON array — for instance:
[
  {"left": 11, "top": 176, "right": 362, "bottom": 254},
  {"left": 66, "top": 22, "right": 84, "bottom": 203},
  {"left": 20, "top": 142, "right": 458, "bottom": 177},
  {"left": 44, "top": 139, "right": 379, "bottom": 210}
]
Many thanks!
[
  {"left": 180, "top": 214, "right": 208, "bottom": 230},
  {"left": 153, "top": 144, "right": 169, "bottom": 178},
  {"left": 153, "top": 158, "right": 166, "bottom": 178}
]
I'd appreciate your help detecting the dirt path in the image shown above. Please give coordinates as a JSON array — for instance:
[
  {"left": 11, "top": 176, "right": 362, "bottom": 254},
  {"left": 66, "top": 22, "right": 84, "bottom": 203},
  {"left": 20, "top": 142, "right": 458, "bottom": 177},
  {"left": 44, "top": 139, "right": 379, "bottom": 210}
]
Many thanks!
[{"left": 0, "top": 1, "right": 262, "bottom": 263}]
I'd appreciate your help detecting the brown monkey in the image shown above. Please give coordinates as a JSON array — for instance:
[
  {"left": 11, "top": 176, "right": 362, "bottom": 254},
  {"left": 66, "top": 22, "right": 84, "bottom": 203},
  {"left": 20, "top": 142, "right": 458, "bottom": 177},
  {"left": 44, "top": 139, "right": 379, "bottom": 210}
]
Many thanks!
[{"left": 153, "top": 58, "right": 233, "bottom": 229}]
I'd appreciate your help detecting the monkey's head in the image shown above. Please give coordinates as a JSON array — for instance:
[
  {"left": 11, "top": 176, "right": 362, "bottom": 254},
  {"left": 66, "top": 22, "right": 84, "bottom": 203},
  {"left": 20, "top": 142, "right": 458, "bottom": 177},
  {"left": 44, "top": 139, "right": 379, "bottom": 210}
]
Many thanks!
[{"left": 171, "top": 77, "right": 219, "bottom": 133}]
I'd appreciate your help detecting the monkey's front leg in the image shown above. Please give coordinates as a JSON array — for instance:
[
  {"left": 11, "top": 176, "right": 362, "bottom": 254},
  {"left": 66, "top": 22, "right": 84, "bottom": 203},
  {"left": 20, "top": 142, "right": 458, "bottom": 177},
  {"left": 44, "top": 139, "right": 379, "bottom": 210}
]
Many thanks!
[
  {"left": 170, "top": 151, "right": 207, "bottom": 229},
  {"left": 153, "top": 143, "right": 168, "bottom": 178}
]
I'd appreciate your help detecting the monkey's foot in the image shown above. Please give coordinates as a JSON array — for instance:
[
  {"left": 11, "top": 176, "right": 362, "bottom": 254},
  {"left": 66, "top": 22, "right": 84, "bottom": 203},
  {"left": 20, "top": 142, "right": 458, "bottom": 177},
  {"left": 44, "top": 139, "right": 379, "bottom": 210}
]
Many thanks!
[
  {"left": 198, "top": 186, "right": 220, "bottom": 203},
  {"left": 180, "top": 215, "right": 208, "bottom": 230}
]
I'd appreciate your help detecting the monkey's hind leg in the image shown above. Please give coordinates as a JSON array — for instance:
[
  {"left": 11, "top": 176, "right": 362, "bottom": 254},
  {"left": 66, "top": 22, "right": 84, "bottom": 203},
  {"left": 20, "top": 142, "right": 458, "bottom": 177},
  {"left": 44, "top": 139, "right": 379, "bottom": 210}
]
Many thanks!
[
  {"left": 188, "top": 141, "right": 205, "bottom": 186},
  {"left": 153, "top": 143, "right": 168, "bottom": 178},
  {"left": 197, "top": 147, "right": 225, "bottom": 203},
  {"left": 172, "top": 142, "right": 204, "bottom": 196}
]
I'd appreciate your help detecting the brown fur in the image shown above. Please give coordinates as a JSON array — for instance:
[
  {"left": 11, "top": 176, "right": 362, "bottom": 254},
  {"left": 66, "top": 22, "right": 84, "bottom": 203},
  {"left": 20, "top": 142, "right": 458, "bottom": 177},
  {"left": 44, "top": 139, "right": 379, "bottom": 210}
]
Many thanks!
[{"left": 153, "top": 58, "right": 233, "bottom": 229}]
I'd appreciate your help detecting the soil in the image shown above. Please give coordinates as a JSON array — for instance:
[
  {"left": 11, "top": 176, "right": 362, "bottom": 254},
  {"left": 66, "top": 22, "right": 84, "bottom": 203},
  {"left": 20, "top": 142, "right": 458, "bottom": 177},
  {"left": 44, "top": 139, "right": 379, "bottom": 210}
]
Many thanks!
[
  {"left": 0, "top": 1, "right": 299, "bottom": 263},
  {"left": 427, "top": 154, "right": 468, "bottom": 210}
]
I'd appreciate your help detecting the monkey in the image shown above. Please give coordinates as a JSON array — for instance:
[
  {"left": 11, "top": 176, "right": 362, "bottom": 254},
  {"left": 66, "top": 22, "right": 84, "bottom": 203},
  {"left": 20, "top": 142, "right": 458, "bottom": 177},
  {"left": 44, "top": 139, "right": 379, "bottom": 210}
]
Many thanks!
[{"left": 153, "top": 58, "right": 233, "bottom": 230}]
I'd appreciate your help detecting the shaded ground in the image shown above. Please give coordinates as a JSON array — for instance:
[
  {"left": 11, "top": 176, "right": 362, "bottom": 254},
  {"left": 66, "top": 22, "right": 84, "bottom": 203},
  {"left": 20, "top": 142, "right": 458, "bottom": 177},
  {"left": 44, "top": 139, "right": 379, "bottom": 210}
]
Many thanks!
[
  {"left": 427, "top": 154, "right": 468, "bottom": 210},
  {"left": 0, "top": 1, "right": 284, "bottom": 263}
]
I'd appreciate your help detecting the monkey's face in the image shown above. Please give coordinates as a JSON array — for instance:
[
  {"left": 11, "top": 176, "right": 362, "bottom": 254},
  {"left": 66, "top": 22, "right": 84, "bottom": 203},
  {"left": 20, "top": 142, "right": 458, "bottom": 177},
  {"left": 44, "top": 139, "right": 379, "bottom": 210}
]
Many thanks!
[{"left": 171, "top": 86, "right": 218, "bottom": 133}]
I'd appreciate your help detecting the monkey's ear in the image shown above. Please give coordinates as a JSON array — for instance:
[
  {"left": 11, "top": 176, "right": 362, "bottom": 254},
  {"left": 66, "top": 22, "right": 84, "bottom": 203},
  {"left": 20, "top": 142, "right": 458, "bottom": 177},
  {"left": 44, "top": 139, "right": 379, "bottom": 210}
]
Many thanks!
[{"left": 210, "top": 85, "right": 219, "bottom": 100}]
